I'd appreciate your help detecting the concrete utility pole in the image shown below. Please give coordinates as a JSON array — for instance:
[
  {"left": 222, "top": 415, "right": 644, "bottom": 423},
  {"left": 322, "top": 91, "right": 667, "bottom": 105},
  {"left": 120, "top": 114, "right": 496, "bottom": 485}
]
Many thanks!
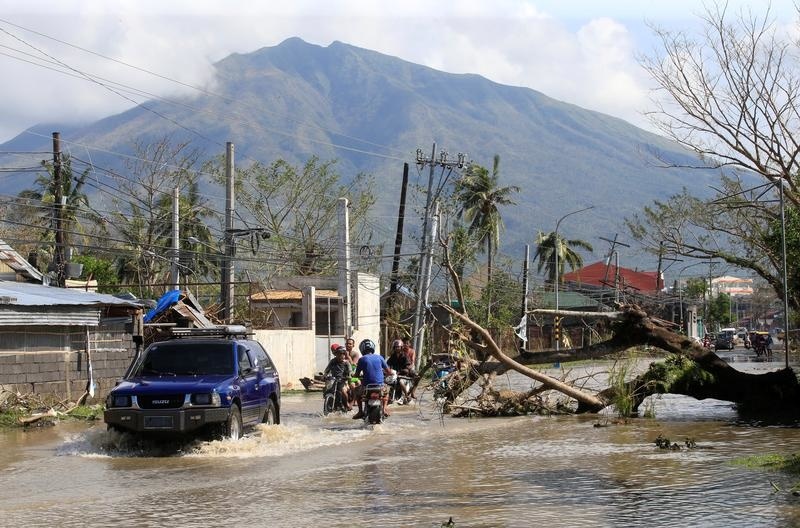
[
  {"left": 222, "top": 142, "right": 235, "bottom": 323},
  {"left": 412, "top": 200, "right": 439, "bottom": 370},
  {"left": 519, "top": 244, "right": 530, "bottom": 351},
  {"left": 338, "top": 197, "right": 353, "bottom": 336},
  {"left": 412, "top": 144, "right": 466, "bottom": 366},
  {"left": 389, "top": 162, "right": 409, "bottom": 295},
  {"left": 170, "top": 187, "right": 180, "bottom": 291},
  {"left": 52, "top": 132, "right": 66, "bottom": 287}
]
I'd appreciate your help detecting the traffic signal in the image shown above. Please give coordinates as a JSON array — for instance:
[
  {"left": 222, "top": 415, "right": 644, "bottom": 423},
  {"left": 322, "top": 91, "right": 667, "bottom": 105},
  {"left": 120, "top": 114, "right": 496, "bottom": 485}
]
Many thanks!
[{"left": 554, "top": 316, "right": 562, "bottom": 341}]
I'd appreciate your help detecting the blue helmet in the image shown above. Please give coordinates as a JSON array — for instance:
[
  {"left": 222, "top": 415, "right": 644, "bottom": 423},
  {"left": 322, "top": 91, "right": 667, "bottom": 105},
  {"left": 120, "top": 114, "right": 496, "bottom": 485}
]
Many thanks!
[{"left": 359, "top": 339, "right": 376, "bottom": 354}]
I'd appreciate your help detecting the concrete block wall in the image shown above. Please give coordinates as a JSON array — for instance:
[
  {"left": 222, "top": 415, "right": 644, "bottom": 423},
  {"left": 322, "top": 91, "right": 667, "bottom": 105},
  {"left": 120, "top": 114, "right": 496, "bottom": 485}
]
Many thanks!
[{"left": 0, "top": 324, "right": 136, "bottom": 403}]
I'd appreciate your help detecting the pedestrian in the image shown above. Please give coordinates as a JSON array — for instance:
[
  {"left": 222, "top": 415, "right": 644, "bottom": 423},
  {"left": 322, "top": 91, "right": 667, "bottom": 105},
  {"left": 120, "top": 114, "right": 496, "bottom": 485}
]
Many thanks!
[{"left": 401, "top": 339, "right": 419, "bottom": 401}]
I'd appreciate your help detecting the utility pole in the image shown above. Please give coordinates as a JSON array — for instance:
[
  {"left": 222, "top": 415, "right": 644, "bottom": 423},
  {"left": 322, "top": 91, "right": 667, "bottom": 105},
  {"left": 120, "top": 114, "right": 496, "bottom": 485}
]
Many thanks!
[
  {"left": 170, "top": 187, "right": 180, "bottom": 291},
  {"left": 222, "top": 142, "right": 235, "bottom": 323},
  {"left": 412, "top": 144, "right": 466, "bottom": 366},
  {"left": 653, "top": 241, "right": 681, "bottom": 294},
  {"left": 389, "top": 162, "right": 409, "bottom": 295},
  {"left": 338, "top": 197, "right": 353, "bottom": 336},
  {"left": 518, "top": 244, "right": 530, "bottom": 351},
  {"left": 52, "top": 132, "right": 66, "bottom": 287},
  {"left": 412, "top": 200, "right": 439, "bottom": 369},
  {"left": 599, "top": 235, "right": 630, "bottom": 306}
]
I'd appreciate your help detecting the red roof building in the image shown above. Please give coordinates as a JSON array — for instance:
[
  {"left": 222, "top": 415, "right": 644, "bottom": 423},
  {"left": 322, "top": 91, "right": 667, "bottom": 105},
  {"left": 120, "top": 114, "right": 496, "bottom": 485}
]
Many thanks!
[{"left": 562, "top": 261, "right": 663, "bottom": 294}]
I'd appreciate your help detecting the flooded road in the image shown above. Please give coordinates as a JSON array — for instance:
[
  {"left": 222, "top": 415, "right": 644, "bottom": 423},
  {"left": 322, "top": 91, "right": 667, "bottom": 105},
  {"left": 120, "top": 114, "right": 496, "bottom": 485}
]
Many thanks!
[{"left": 2, "top": 357, "right": 800, "bottom": 527}]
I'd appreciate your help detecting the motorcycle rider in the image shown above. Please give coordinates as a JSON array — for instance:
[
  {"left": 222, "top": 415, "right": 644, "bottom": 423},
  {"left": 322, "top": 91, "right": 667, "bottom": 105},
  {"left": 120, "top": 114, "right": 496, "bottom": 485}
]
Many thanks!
[
  {"left": 387, "top": 339, "right": 413, "bottom": 404},
  {"left": 352, "top": 339, "right": 394, "bottom": 420},
  {"left": 323, "top": 344, "right": 352, "bottom": 411}
]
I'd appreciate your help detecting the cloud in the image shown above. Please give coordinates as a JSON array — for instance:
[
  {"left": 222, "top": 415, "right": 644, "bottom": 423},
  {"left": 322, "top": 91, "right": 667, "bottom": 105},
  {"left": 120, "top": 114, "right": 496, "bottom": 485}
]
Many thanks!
[{"left": 0, "top": 0, "right": 655, "bottom": 142}]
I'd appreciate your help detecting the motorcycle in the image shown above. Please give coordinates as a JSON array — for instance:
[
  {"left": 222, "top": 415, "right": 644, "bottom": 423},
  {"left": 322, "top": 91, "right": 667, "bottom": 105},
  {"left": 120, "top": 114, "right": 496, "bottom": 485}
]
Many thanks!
[
  {"left": 362, "top": 383, "right": 386, "bottom": 425},
  {"left": 322, "top": 376, "right": 350, "bottom": 415},
  {"left": 385, "top": 373, "right": 413, "bottom": 405}
]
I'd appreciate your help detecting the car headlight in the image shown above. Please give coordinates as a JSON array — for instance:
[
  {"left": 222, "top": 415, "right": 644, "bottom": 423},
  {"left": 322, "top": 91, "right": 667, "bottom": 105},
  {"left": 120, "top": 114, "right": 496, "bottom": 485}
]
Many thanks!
[
  {"left": 191, "top": 392, "right": 221, "bottom": 406},
  {"left": 106, "top": 394, "right": 131, "bottom": 408}
]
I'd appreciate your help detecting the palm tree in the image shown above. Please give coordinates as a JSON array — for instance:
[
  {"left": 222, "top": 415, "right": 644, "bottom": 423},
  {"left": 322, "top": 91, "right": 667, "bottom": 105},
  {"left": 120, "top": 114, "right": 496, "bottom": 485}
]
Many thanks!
[
  {"left": 454, "top": 155, "right": 519, "bottom": 289},
  {"left": 534, "top": 231, "right": 593, "bottom": 289},
  {"left": 17, "top": 155, "right": 94, "bottom": 271}
]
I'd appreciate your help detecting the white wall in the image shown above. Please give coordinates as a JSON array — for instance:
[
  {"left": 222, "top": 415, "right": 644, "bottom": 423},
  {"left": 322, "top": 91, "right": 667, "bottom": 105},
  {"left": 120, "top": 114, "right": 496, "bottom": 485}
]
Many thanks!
[
  {"left": 253, "top": 328, "right": 316, "bottom": 391},
  {"left": 350, "top": 272, "right": 382, "bottom": 354}
]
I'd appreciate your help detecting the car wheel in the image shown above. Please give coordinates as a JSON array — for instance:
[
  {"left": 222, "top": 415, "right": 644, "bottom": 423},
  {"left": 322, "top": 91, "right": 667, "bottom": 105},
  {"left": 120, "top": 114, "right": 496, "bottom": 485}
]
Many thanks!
[
  {"left": 225, "top": 405, "right": 243, "bottom": 440},
  {"left": 263, "top": 399, "right": 278, "bottom": 425}
]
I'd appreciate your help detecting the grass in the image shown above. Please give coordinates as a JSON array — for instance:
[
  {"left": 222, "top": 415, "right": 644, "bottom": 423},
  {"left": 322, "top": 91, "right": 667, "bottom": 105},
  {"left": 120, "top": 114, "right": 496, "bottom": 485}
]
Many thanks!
[
  {"left": 0, "top": 409, "right": 26, "bottom": 428},
  {"left": 608, "top": 361, "right": 635, "bottom": 418},
  {"left": 732, "top": 454, "right": 800, "bottom": 474}
]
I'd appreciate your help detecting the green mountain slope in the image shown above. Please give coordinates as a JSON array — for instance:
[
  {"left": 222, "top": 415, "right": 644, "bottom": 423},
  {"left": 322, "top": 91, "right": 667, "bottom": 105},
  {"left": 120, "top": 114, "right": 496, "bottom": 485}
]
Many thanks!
[{"left": 1, "top": 37, "right": 712, "bottom": 269}]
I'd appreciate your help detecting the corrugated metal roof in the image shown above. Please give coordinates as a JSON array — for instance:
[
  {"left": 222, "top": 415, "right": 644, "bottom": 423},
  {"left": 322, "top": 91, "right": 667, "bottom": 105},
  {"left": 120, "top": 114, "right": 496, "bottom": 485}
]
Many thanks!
[
  {"left": 0, "top": 280, "right": 141, "bottom": 307},
  {"left": 0, "top": 239, "right": 43, "bottom": 282},
  {"left": 0, "top": 306, "right": 100, "bottom": 326}
]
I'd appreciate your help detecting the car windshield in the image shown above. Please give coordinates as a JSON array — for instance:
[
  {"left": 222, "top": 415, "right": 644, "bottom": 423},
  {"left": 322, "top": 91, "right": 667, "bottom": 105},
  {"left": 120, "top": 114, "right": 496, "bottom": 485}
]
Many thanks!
[{"left": 131, "top": 342, "right": 235, "bottom": 377}]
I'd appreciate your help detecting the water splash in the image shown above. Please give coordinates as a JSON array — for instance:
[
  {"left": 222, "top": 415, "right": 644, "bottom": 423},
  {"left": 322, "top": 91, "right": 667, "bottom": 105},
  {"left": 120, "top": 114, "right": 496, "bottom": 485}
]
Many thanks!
[{"left": 56, "top": 422, "right": 376, "bottom": 459}]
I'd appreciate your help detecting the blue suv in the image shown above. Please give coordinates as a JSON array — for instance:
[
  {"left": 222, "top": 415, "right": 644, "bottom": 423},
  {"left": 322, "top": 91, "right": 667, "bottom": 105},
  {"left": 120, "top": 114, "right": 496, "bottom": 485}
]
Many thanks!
[{"left": 104, "top": 326, "right": 280, "bottom": 440}]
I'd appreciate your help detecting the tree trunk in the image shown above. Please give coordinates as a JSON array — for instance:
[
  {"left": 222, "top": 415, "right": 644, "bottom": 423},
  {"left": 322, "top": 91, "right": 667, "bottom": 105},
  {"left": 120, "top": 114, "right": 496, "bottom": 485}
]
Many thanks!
[{"left": 438, "top": 304, "right": 800, "bottom": 415}]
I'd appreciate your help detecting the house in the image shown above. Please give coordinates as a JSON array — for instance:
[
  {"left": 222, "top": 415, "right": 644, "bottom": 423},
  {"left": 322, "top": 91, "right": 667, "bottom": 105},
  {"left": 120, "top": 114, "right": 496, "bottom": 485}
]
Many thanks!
[
  {"left": 562, "top": 261, "right": 664, "bottom": 295},
  {"left": 0, "top": 239, "right": 44, "bottom": 283},
  {"left": 711, "top": 275, "right": 754, "bottom": 297},
  {"left": 526, "top": 290, "right": 609, "bottom": 351},
  {"left": 248, "top": 272, "right": 381, "bottom": 386},
  {"left": 0, "top": 280, "right": 143, "bottom": 400}
]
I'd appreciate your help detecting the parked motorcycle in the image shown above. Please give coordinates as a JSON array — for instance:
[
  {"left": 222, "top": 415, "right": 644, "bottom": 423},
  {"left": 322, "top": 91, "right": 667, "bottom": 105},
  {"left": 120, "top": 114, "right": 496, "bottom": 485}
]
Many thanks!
[
  {"left": 362, "top": 383, "right": 385, "bottom": 424},
  {"left": 322, "top": 376, "right": 350, "bottom": 415}
]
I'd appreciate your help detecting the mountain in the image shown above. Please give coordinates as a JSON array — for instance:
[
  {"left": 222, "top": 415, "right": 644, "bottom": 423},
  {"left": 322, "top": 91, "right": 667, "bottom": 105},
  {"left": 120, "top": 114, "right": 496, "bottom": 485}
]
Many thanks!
[{"left": 0, "top": 37, "right": 712, "bottom": 271}]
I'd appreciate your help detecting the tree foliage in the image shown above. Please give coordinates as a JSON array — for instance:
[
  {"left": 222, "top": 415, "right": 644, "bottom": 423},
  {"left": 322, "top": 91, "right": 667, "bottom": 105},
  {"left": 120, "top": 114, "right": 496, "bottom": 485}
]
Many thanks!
[
  {"left": 631, "top": 3, "right": 800, "bottom": 310},
  {"left": 708, "top": 293, "right": 733, "bottom": 329},
  {"left": 110, "top": 137, "right": 216, "bottom": 296},
  {"left": 216, "top": 156, "right": 377, "bottom": 278},
  {"left": 16, "top": 155, "right": 95, "bottom": 272},
  {"left": 453, "top": 155, "right": 519, "bottom": 288},
  {"left": 533, "top": 231, "right": 593, "bottom": 288}
]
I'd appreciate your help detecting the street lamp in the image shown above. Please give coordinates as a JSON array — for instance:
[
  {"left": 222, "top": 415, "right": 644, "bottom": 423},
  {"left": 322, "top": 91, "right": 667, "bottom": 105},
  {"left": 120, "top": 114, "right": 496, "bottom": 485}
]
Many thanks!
[
  {"left": 778, "top": 179, "right": 791, "bottom": 369},
  {"left": 553, "top": 205, "right": 594, "bottom": 350}
]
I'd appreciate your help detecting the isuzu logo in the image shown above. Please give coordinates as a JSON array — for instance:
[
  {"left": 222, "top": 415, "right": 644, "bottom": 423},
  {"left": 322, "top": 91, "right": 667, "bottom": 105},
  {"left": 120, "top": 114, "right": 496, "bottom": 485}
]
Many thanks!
[{"left": 152, "top": 399, "right": 170, "bottom": 404}]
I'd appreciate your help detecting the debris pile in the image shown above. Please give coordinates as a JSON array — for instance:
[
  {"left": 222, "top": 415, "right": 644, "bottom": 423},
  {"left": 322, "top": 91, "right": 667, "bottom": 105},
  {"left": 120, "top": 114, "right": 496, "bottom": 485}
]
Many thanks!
[{"left": 0, "top": 388, "right": 99, "bottom": 427}]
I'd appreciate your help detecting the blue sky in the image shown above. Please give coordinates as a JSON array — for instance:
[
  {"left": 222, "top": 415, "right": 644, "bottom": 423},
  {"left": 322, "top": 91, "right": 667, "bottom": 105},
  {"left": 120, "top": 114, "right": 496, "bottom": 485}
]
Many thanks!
[{"left": 0, "top": 0, "right": 796, "bottom": 142}]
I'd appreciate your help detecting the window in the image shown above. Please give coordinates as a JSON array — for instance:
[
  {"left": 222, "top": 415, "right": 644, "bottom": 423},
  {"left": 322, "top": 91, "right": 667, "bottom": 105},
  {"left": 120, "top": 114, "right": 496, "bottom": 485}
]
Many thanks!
[
  {"left": 247, "top": 341, "right": 274, "bottom": 370},
  {"left": 237, "top": 345, "right": 253, "bottom": 373}
]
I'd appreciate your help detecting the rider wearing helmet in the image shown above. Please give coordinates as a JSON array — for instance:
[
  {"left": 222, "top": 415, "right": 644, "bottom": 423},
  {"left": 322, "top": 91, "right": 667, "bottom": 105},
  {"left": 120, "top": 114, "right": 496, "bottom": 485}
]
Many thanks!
[
  {"left": 323, "top": 344, "right": 352, "bottom": 411},
  {"left": 352, "top": 339, "right": 394, "bottom": 419}
]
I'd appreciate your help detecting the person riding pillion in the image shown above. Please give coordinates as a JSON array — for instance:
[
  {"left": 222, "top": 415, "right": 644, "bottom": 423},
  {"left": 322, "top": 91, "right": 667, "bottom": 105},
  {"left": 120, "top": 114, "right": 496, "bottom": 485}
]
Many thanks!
[
  {"left": 387, "top": 339, "right": 414, "bottom": 403},
  {"left": 323, "top": 344, "right": 352, "bottom": 411},
  {"left": 352, "top": 339, "right": 394, "bottom": 419}
]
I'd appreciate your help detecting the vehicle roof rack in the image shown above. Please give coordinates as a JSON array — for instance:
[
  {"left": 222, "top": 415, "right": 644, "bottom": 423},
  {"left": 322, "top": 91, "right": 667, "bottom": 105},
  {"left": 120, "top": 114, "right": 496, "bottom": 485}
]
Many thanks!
[{"left": 169, "top": 325, "right": 252, "bottom": 338}]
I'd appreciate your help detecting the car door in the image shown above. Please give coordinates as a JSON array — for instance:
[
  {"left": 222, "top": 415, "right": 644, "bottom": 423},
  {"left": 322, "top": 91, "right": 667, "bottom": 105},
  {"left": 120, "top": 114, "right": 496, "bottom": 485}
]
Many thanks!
[
  {"left": 236, "top": 344, "right": 261, "bottom": 425},
  {"left": 248, "top": 341, "right": 280, "bottom": 412}
]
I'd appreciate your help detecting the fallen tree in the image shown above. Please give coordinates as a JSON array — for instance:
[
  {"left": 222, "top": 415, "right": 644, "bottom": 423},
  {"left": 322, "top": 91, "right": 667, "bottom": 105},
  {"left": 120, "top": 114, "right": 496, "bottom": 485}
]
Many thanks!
[{"left": 428, "top": 240, "right": 799, "bottom": 417}]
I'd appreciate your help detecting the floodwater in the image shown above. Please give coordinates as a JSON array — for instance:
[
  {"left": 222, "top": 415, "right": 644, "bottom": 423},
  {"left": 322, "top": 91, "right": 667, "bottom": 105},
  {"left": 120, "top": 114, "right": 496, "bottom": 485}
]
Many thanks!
[{"left": 1, "top": 355, "right": 800, "bottom": 528}]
